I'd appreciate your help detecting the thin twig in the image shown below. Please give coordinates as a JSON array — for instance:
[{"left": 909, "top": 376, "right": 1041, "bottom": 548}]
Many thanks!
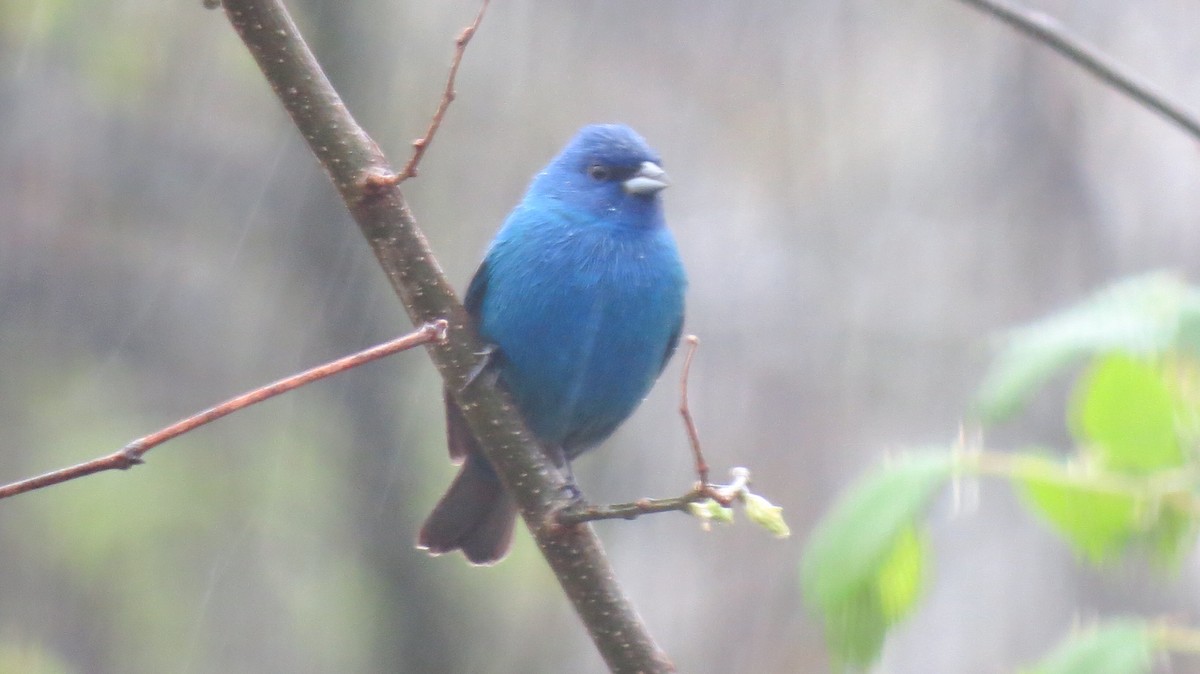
[
  {"left": 679, "top": 335, "right": 708, "bottom": 485},
  {"left": 0, "top": 321, "right": 448, "bottom": 500},
  {"left": 559, "top": 468, "right": 754, "bottom": 526},
  {"left": 956, "top": 0, "right": 1200, "bottom": 142},
  {"left": 560, "top": 489, "right": 705, "bottom": 526},
  {"left": 392, "top": 0, "right": 490, "bottom": 184}
]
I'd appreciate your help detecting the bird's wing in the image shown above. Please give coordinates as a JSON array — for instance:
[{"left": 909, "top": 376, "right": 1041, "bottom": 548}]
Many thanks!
[
  {"left": 444, "top": 388, "right": 480, "bottom": 464},
  {"left": 659, "top": 312, "right": 685, "bottom": 374},
  {"left": 463, "top": 258, "right": 490, "bottom": 317},
  {"left": 445, "top": 259, "right": 492, "bottom": 463}
]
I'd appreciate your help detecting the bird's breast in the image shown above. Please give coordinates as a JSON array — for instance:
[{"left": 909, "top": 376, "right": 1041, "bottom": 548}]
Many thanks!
[{"left": 479, "top": 223, "right": 685, "bottom": 449}]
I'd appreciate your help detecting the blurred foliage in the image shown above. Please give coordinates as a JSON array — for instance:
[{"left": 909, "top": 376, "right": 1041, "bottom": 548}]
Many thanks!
[
  {"left": 4, "top": 362, "right": 379, "bottom": 673},
  {"left": 976, "top": 273, "right": 1200, "bottom": 423},
  {"left": 1011, "top": 454, "right": 1143, "bottom": 564},
  {"left": 1021, "top": 620, "right": 1154, "bottom": 674},
  {"left": 800, "top": 453, "right": 950, "bottom": 668},
  {"left": 1071, "top": 355, "right": 1183, "bottom": 473},
  {"left": 804, "top": 273, "right": 1200, "bottom": 668},
  {"left": 0, "top": 639, "right": 75, "bottom": 674}
]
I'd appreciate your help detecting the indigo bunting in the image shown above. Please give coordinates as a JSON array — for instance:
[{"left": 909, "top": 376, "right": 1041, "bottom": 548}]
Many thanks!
[{"left": 418, "top": 124, "right": 687, "bottom": 565}]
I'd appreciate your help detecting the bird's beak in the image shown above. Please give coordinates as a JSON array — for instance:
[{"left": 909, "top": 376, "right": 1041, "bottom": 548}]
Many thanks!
[{"left": 622, "top": 161, "right": 670, "bottom": 195}]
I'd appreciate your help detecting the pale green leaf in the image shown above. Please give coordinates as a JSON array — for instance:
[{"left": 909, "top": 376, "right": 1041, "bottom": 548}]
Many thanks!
[
  {"left": 802, "top": 454, "right": 950, "bottom": 667},
  {"left": 1014, "top": 456, "right": 1140, "bottom": 563},
  {"left": 821, "top": 587, "right": 888, "bottom": 670},
  {"left": 1138, "top": 501, "right": 1197, "bottom": 569},
  {"left": 1072, "top": 354, "right": 1182, "bottom": 473},
  {"left": 743, "top": 492, "right": 791, "bottom": 538},
  {"left": 801, "top": 454, "right": 951, "bottom": 610},
  {"left": 876, "top": 525, "right": 926, "bottom": 625},
  {"left": 977, "top": 272, "right": 1199, "bottom": 422},
  {"left": 1023, "top": 620, "right": 1153, "bottom": 674}
]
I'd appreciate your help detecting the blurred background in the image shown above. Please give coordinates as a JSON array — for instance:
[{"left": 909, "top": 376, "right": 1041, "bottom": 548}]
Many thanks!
[{"left": 3, "top": 0, "right": 1200, "bottom": 672}]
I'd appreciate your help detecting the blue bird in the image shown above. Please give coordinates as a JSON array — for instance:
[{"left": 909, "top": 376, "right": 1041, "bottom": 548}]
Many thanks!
[{"left": 418, "top": 124, "right": 687, "bottom": 564}]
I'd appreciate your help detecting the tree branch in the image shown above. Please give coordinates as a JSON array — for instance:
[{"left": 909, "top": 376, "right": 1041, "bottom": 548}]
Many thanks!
[
  {"left": 392, "top": 0, "right": 490, "bottom": 183},
  {"left": 956, "top": 0, "right": 1200, "bottom": 142},
  {"left": 559, "top": 469, "right": 754, "bottom": 526},
  {"left": 0, "top": 321, "right": 448, "bottom": 500},
  {"left": 562, "top": 491, "right": 707, "bottom": 524},
  {"left": 218, "top": 1, "right": 674, "bottom": 671}
]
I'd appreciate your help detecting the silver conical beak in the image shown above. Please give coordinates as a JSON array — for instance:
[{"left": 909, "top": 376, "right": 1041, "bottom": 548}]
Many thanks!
[{"left": 622, "top": 161, "right": 670, "bottom": 195}]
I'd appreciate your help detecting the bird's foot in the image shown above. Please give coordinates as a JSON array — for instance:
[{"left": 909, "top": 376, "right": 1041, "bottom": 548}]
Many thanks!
[
  {"left": 559, "top": 480, "right": 586, "bottom": 508},
  {"left": 460, "top": 344, "right": 498, "bottom": 390},
  {"left": 545, "top": 485, "right": 590, "bottom": 534}
]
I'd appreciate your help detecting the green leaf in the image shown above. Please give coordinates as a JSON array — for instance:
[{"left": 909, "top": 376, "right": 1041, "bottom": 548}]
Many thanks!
[
  {"left": 821, "top": 587, "right": 888, "bottom": 669},
  {"left": 1162, "top": 355, "right": 1200, "bottom": 455},
  {"left": 1014, "top": 456, "right": 1141, "bottom": 563},
  {"left": 742, "top": 492, "right": 791, "bottom": 538},
  {"left": 876, "top": 525, "right": 926, "bottom": 624},
  {"left": 801, "top": 453, "right": 951, "bottom": 666},
  {"left": 977, "top": 272, "right": 1199, "bottom": 422},
  {"left": 687, "top": 498, "right": 733, "bottom": 526},
  {"left": 1139, "top": 500, "right": 1197, "bottom": 568},
  {"left": 802, "top": 454, "right": 951, "bottom": 609},
  {"left": 810, "top": 526, "right": 930, "bottom": 668},
  {"left": 1023, "top": 620, "right": 1154, "bottom": 674},
  {"left": 1172, "top": 291, "right": 1200, "bottom": 356},
  {"left": 1072, "top": 354, "right": 1182, "bottom": 473}
]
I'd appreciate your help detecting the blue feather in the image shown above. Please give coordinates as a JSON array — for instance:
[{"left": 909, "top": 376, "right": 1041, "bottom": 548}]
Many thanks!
[{"left": 419, "top": 124, "right": 687, "bottom": 564}]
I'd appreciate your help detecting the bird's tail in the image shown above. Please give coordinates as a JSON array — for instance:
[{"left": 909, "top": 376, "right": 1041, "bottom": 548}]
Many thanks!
[{"left": 417, "top": 457, "right": 518, "bottom": 565}]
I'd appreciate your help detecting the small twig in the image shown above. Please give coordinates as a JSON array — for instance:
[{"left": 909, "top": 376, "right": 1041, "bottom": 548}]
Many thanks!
[
  {"left": 559, "top": 488, "right": 706, "bottom": 525},
  {"left": 679, "top": 335, "right": 708, "bottom": 485},
  {"left": 558, "top": 336, "right": 738, "bottom": 526},
  {"left": 390, "top": 0, "right": 490, "bottom": 185},
  {"left": 708, "top": 467, "right": 751, "bottom": 505},
  {"left": 677, "top": 338, "right": 749, "bottom": 506},
  {"left": 0, "top": 320, "right": 448, "bottom": 500},
  {"left": 956, "top": 0, "right": 1200, "bottom": 142},
  {"left": 558, "top": 468, "right": 753, "bottom": 526}
]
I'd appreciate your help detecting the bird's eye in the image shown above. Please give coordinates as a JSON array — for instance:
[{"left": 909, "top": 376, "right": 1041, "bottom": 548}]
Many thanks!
[{"left": 587, "top": 164, "right": 610, "bottom": 181}]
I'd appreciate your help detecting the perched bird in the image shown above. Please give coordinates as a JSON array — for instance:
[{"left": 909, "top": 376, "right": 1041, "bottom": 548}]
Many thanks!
[{"left": 418, "top": 124, "right": 687, "bottom": 565}]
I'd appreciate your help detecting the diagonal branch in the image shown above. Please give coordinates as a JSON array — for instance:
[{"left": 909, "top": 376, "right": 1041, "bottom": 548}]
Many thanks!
[
  {"left": 956, "top": 0, "right": 1200, "bottom": 142},
  {"left": 218, "top": 1, "right": 673, "bottom": 672},
  {"left": 0, "top": 322, "right": 448, "bottom": 500}
]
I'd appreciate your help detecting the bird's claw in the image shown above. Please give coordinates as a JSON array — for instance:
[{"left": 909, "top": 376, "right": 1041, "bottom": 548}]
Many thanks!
[
  {"left": 559, "top": 481, "right": 585, "bottom": 507},
  {"left": 461, "top": 344, "right": 498, "bottom": 390}
]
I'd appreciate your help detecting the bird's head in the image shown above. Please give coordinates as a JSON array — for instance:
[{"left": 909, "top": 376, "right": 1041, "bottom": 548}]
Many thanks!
[{"left": 531, "top": 124, "right": 669, "bottom": 229}]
